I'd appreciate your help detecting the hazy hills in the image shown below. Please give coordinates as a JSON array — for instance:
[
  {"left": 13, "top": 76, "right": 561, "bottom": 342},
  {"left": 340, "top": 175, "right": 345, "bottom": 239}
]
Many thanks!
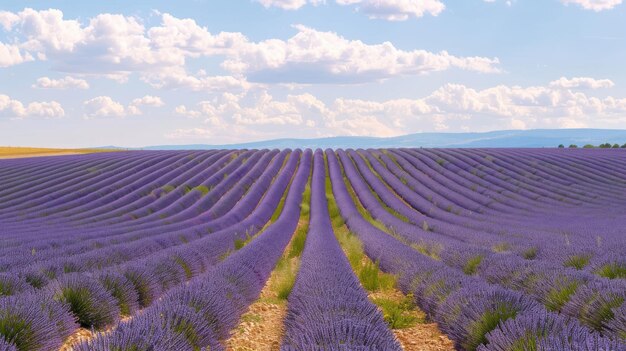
[{"left": 133, "top": 129, "right": 626, "bottom": 150}]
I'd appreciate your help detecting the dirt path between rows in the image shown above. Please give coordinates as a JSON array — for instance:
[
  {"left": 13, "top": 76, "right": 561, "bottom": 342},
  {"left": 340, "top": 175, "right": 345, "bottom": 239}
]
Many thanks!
[
  {"left": 225, "top": 217, "right": 307, "bottom": 351},
  {"left": 368, "top": 290, "right": 455, "bottom": 351}
]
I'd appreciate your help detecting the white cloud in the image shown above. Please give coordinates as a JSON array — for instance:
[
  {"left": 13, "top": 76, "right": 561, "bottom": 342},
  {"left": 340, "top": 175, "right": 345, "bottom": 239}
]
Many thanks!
[
  {"left": 131, "top": 95, "right": 165, "bottom": 107},
  {"left": 179, "top": 92, "right": 327, "bottom": 127},
  {"left": 170, "top": 91, "right": 447, "bottom": 141},
  {"left": 223, "top": 24, "right": 500, "bottom": 83},
  {"left": 0, "top": 8, "right": 84, "bottom": 53},
  {"left": 172, "top": 91, "right": 437, "bottom": 141},
  {"left": 32, "top": 76, "right": 90, "bottom": 89},
  {"left": 0, "top": 10, "right": 498, "bottom": 85},
  {"left": 255, "top": 0, "right": 444, "bottom": 20},
  {"left": 0, "top": 94, "right": 64, "bottom": 118},
  {"left": 165, "top": 123, "right": 265, "bottom": 144},
  {"left": 0, "top": 11, "right": 20, "bottom": 30},
  {"left": 0, "top": 42, "right": 33, "bottom": 67},
  {"left": 146, "top": 13, "right": 246, "bottom": 59},
  {"left": 0, "top": 9, "right": 184, "bottom": 75},
  {"left": 168, "top": 98, "right": 263, "bottom": 143},
  {"left": 255, "top": 0, "right": 325, "bottom": 10},
  {"left": 174, "top": 105, "right": 201, "bottom": 118},
  {"left": 560, "top": 0, "right": 622, "bottom": 11},
  {"left": 84, "top": 95, "right": 165, "bottom": 118},
  {"left": 169, "top": 77, "right": 626, "bottom": 142},
  {"left": 128, "top": 95, "right": 165, "bottom": 115},
  {"left": 23, "top": 101, "right": 66, "bottom": 118},
  {"left": 483, "top": 0, "right": 515, "bottom": 6},
  {"left": 142, "top": 68, "right": 251, "bottom": 92},
  {"left": 83, "top": 96, "right": 126, "bottom": 118},
  {"left": 336, "top": 0, "right": 445, "bottom": 21},
  {"left": 549, "top": 77, "right": 614, "bottom": 89},
  {"left": 126, "top": 105, "right": 141, "bottom": 116},
  {"left": 423, "top": 81, "right": 626, "bottom": 129}
]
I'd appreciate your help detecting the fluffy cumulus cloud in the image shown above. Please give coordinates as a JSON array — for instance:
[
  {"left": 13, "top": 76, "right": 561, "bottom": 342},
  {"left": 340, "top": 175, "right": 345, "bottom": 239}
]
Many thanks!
[
  {"left": 0, "top": 42, "right": 33, "bottom": 67},
  {"left": 131, "top": 95, "right": 165, "bottom": 107},
  {"left": 423, "top": 81, "right": 626, "bottom": 130},
  {"left": 0, "top": 9, "right": 222, "bottom": 76},
  {"left": 0, "top": 94, "right": 64, "bottom": 118},
  {"left": 168, "top": 77, "right": 626, "bottom": 142},
  {"left": 142, "top": 68, "right": 251, "bottom": 93},
  {"left": 84, "top": 95, "right": 165, "bottom": 118},
  {"left": 336, "top": 0, "right": 445, "bottom": 21},
  {"left": 0, "top": 9, "right": 498, "bottom": 85},
  {"left": 83, "top": 96, "right": 126, "bottom": 118},
  {"left": 223, "top": 25, "right": 500, "bottom": 83},
  {"left": 172, "top": 92, "right": 325, "bottom": 141},
  {"left": 560, "top": 0, "right": 622, "bottom": 11},
  {"left": 128, "top": 95, "right": 165, "bottom": 115},
  {"left": 170, "top": 90, "right": 454, "bottom": 142},
  {"left": 32, "top": 76, "right": 90, "bottom": 89},
  {"left": 255, "top": 0, "right": 445, "bottom": 20},
  {"left": 549, "top": 77, "right": 615, "bottom": 89}
]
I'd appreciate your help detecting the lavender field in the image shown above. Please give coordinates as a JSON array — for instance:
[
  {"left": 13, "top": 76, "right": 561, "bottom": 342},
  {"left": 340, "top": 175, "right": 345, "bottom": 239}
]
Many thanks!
[{"left": 0, "top": 148, "right": 625, "bottom": 351}]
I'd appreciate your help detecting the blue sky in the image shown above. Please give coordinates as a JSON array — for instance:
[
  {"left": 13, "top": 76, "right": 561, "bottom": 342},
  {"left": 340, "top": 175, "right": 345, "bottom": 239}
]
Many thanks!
[{"left": 1, "top": 0, "right": 625, "bottom": 147}]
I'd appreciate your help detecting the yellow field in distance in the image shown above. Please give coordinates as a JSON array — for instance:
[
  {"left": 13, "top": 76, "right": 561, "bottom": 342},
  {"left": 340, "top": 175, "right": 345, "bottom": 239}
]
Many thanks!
[{"left": 0, "top": 147, "right": 119, "bottom": 159}]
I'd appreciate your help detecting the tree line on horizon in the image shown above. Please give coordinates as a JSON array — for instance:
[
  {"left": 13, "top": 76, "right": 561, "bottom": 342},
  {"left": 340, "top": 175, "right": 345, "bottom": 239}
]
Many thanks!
[{"left": 558, "top": 142, "right": 626, "bottom": 149}]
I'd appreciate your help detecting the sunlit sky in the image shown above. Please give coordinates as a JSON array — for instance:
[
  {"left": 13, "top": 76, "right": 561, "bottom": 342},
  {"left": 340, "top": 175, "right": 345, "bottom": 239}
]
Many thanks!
[{"left": 1, "top": 0, "right": 625, "bottom": 147}]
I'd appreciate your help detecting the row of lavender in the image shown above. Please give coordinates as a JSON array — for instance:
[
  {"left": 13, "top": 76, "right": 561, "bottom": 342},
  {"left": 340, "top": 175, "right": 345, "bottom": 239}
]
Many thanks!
[{"left": 0, "top": 147, "right": 625, "bottom": 350}]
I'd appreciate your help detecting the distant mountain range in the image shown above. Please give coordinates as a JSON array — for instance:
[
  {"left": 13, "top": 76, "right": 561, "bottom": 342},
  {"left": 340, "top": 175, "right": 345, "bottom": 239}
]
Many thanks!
[{"left": 125, "top": 129, "right": 626, "bottom": 150}]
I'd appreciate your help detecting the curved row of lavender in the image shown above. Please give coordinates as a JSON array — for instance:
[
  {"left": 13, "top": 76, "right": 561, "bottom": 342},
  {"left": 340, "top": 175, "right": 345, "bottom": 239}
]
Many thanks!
[
  {"left": 0, "top": 147, "right": 624, "bottom": 350},
  {"left": 281, "top": 150, "right": 400, "bottom": 350}
]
